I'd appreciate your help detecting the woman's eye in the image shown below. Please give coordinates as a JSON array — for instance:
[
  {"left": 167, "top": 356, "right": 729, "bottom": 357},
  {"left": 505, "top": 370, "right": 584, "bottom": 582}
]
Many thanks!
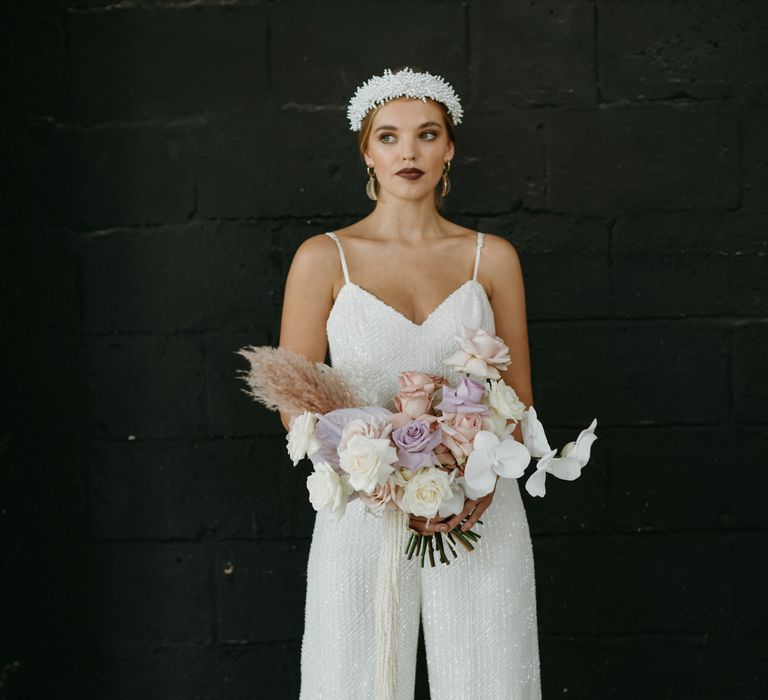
[{"left": 379, "top": 131, "right": 438, "bottom": 143}]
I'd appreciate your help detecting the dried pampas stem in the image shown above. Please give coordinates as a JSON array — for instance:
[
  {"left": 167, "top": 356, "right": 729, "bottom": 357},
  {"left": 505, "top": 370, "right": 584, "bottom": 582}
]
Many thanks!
[{"left": 235, "top": 345, "right": 365, "bottom": 416}]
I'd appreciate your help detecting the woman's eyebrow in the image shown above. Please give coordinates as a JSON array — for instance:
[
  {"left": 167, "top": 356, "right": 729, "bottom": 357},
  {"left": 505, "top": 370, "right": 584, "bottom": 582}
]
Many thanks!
[{"left": 374, "top": 121, "right": 442, "bottom": 133}]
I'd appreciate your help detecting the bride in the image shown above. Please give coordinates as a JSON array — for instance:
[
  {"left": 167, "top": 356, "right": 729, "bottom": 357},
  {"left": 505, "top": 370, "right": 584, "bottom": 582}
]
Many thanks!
[{"left": 278, "top": 66, "right": 541, "bottom": 699}]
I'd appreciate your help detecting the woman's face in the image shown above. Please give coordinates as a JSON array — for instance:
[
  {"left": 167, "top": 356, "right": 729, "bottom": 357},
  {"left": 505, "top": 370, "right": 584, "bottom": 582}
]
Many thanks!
[{"left": 364, "top": 97, "right": 455, "bottom": 203}]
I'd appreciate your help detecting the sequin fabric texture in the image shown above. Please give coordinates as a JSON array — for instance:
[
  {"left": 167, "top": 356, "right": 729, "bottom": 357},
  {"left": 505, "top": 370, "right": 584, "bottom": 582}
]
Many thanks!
[{"left": 299, "top": 231, "right": 542, "bottom": 699}]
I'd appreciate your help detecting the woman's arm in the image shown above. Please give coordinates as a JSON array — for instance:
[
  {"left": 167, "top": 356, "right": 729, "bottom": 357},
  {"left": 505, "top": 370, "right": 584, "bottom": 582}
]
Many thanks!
[
  {"left": 277, "top": 234, "right": 338, "bottom": 432},
  {"left": 483, "top": 234, "right": 533, "bottom": 442}
]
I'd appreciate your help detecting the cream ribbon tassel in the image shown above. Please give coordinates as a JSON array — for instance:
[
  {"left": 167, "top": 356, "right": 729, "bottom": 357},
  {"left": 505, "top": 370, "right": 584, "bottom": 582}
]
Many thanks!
[{"left": 374, "top": 507, "right": 408, "bottom": 700}]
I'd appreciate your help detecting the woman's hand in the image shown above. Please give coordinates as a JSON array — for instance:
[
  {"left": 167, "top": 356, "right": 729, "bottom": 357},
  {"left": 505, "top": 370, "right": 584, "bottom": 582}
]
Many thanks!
[
  {"left": 408, "top": 512, "right": 454, "bottom": 535},
  {"left": 408, "top": 476, "right": 499, "bottom": 534}
]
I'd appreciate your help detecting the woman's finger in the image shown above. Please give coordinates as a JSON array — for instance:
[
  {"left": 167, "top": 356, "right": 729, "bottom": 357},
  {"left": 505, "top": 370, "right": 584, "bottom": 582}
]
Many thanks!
[
  {"left": 411, "top": 514, "right": 451, "bottom": 526},
  {"left": 439, "top": 498, "right": 478, "bottom": 532},
  {"left": 462, "top": 495, "right": 492, "bottom": 531},
  {"left": 427, "top": 515, "right": 453, "bottom": 532},
  {"left": 410, "top": 514, "right": 454, "bottom": 534},
  {"left": 461, "top": 506, "right": 483, "bottom": 531},
  {"left": 409, "top": 516, "right": 439, "bottom": 534},
  {"left": 409, "top": 519, "right": 427, "bottom": 534}
]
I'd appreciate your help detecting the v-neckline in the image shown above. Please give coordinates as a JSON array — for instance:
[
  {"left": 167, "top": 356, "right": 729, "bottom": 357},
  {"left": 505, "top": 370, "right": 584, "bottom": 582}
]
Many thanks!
[{"left": 332, "top": 278, "right": 487, "bottom": 329}]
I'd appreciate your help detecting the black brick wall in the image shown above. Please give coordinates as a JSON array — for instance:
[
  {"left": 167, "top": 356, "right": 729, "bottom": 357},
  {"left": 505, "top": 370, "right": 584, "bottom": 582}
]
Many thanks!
[{"left": 1, "top": 2, "right": 766, "bottom": 699}]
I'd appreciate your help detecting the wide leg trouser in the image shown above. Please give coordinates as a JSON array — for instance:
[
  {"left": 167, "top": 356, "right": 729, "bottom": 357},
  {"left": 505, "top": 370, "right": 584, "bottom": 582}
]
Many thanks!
[{"left": 299, "top": 476, "right": 542, "bottom": 700}]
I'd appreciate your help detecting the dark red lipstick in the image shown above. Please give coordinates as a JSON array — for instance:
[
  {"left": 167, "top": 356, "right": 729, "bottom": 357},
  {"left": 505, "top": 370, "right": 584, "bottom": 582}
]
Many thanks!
[{"left": 396, "top": 167, "right": 425, "bottom": 180}]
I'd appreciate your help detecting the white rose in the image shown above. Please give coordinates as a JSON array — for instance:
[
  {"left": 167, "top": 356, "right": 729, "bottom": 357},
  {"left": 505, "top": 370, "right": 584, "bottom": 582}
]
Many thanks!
[
  {"left": 286, "top": 411, "right": 321, "bottom": 466},
  {"left": 338, "top": 434, "right": 398, "bottom": 494},
  {"left": 482, "top": 408, "right": 517, "bottom": 439},
  {"left": 400, "top": 467, "right": 455, "bottom": 520},
  {"left": 437, "top": 472, "right": 465, "bottom": 518},
  {"left": 487, "top": 379, "right": 526, "bottom": 421},
  {"left": 306, "top": 461, "right": 353, "bottom": 520}
]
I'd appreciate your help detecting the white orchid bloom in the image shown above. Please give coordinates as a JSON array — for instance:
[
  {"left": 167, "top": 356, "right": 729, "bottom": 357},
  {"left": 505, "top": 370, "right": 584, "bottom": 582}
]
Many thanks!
[
  {"left": 524, "top": 417, "right": 598, "bottom": 497},
  {"left": 464, "top": 430, "right": 531, "bottom": 497},
  {"left": 456, "top": 474, "right": 491, "bottom": 501},
  {"left": 561, "top": 418, "right": 598, "bottom": 467},
  {"left": 524, "top": 448, "right": 558, "bottom": 498},
  {"left": 520, "top": 405, "right": 552, "bottom": 458}
]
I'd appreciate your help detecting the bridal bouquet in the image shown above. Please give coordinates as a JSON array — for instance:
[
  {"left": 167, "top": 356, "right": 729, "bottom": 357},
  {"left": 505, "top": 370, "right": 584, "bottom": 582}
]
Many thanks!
[{"left": 237, "top": 326, "right": 597, "bottom": 567}]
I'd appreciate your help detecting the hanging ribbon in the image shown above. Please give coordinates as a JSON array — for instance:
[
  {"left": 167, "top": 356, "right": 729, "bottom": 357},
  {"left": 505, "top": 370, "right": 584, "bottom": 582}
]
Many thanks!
[{"left": 374, "top": 507, "right": 408, "bottom": 700}]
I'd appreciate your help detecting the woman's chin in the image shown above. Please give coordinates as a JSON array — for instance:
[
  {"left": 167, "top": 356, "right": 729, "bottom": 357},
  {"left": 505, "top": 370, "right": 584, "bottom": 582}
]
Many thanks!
[{"left": 380, "top": 183, "right": 438, "bottom": 202}]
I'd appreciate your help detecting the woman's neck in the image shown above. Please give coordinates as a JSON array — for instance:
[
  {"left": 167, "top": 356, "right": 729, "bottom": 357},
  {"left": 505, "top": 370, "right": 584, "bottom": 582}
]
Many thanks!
[{"left": 361, "top": 196, "right": 447, "bottom": 243}]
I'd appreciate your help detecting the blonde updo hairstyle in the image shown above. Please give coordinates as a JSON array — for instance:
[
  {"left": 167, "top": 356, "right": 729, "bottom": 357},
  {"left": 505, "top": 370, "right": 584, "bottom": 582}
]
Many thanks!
[{"left": 356, "top": 65, "right": 457, "bottom": 209}]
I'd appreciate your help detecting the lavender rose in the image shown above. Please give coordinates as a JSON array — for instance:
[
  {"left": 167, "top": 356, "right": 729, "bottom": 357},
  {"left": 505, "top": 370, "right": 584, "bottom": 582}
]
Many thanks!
[
  {"left": 435, "top": 377, "right": 489, "bottom": 415},
  {"left": 392, "top": 419, "right": 444, "bottom": 471}
]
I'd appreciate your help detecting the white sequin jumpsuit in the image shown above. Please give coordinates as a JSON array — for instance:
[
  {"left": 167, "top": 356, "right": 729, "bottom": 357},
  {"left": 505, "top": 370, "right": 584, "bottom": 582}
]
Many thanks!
[{"left": 299, "top": 231, "right": 542, "bottom": 699}]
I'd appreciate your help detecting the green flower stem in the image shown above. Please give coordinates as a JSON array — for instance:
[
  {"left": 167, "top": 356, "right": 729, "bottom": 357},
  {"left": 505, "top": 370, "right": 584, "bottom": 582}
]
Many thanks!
[
  {"left": 427, "top": 536, "right": 436, "bottom": 567},
  {"left": 433, "top": 531, "right": 442, "bottom": 561},
  {"left": 453, "top": 528, "right": 475, "bottom": 552},
  {"left": 434, "top": 532, "right": 449, "bottom": 564},
  {"left": 406, "top": 533, "right": 418, "bottom": 560},
  {"left": 404, "top": 517, "right": 486, "bottom": 566}
]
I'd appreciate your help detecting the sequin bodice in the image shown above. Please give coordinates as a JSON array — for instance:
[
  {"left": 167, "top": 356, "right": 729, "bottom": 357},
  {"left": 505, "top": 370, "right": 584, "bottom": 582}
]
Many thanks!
[{"left": 324, "top": 231, "right": 495, "bottom": 411}]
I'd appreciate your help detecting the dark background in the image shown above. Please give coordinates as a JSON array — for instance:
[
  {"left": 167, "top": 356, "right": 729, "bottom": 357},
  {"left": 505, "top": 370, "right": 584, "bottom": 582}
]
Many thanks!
[{"left": 2, "top": 1, "right": 767, "bottom": 698}]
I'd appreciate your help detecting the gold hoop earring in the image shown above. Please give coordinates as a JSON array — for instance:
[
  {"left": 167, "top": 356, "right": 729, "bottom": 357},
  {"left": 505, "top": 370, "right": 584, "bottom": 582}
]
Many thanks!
[
  {"left": 366, "top": 165, "right": 378, "bottom": 201},
  {"left": 440, "top": 161, "right": 452, "bottom": 197}
]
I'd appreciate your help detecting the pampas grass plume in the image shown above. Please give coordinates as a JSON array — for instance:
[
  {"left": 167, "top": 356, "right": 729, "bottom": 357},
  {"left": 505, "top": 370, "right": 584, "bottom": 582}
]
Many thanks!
[{"left": 235, "top": 345, "right": 365, "bottom": 416}]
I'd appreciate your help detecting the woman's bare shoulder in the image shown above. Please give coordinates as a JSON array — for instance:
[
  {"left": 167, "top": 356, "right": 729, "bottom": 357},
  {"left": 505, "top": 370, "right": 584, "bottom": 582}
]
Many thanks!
[
  {"left": 478, "top": 233, "right": 523, "bottom": 298},
  {"left": 284, "top": 232, "right": 344, "bottom": 297},
  {"left": 482, "top": 232, "right": 521, "bottom": 268},
  {"left": 291, "top": 231, "right": 340, "bottom": 268},
  {"left": 294, "top": 230, "right": 338, "bottom": 256}
]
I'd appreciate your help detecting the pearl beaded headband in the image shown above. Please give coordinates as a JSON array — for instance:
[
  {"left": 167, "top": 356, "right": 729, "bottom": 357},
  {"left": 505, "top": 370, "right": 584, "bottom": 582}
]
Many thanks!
[{"left": 346, "top": 66, "right": 464, "bottom": 132}]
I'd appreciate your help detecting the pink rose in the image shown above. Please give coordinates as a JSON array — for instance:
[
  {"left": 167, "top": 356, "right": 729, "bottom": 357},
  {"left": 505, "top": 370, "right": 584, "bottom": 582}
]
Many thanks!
[
  {"left": 443, "top": 326, "right": 511, "bottom": 380},
  {"left": 394, "top": 372, "right": 447, "bottom": 419},
  {"left": 338, "top": 415, "right": 393, "bottom": 455},
  {"left": 434, "top": 443, "right": 459, "bottom": 470},
  {"left": 358, "top": 477, "right": 401, "bottom": 516},
  {"left": 439, "top": 412, "right": 484, "bottom": 465}
]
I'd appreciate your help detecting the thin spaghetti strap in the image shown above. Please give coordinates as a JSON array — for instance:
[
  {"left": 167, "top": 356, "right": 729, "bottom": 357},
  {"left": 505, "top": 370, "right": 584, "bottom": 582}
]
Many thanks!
[
  {"left": 324, "top": 231, "right": 351, "bottom": 285},
  {"left": 472, "top": 231, "right": 485, "bottom": 281}
]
